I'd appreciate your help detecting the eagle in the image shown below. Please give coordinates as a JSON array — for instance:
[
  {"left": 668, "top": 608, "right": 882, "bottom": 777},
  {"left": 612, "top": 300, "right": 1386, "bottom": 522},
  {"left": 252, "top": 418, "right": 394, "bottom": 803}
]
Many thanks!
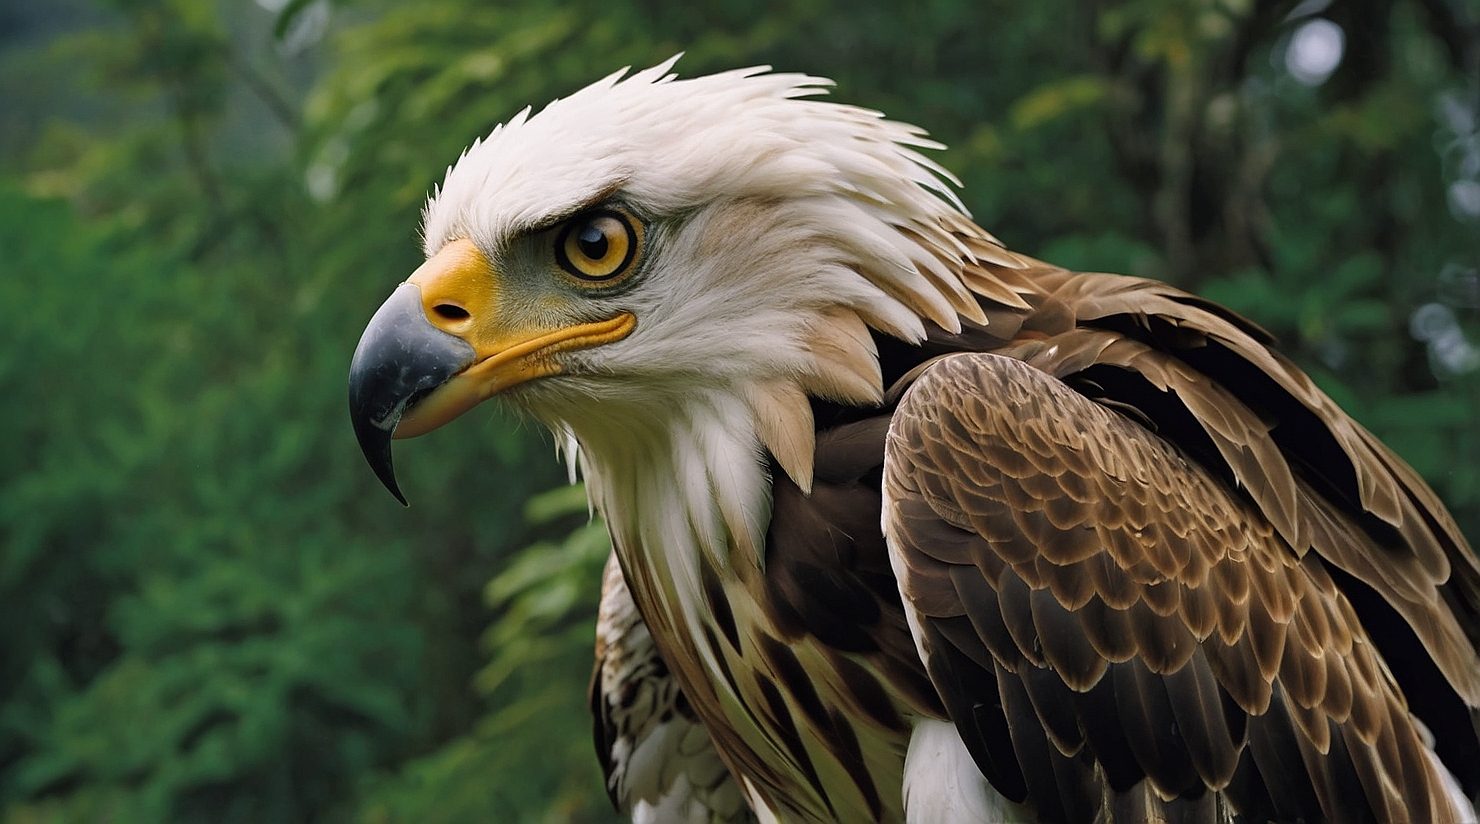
[{"left": 347, "top": 59, "right": 1480, "bottom": 824}]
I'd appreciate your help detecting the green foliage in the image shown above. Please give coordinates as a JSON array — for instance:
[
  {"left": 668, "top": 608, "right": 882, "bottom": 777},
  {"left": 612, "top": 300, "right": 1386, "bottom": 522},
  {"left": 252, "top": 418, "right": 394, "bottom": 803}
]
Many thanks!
[
  {"left": 3, "top": 4, "right": 564, "bottom": 821},
  {"left": 356, "top": 485, "right": 615, "bottom": 824},
  {"left": 2, "top": 0, "right": 1476, "bottom": 822}
]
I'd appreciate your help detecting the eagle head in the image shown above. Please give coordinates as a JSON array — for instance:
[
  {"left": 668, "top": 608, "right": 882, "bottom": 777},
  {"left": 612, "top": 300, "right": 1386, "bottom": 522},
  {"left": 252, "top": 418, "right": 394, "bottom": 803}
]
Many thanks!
[{"left": 348, "top": 58, "right": 994, "bottom": 504}]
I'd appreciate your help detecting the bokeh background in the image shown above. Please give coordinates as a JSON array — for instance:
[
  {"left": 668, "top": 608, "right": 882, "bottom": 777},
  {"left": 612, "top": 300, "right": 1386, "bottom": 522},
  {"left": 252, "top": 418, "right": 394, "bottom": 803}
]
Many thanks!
[{"left": 2, "top": 0, "right": 1477, "bottom": 821}]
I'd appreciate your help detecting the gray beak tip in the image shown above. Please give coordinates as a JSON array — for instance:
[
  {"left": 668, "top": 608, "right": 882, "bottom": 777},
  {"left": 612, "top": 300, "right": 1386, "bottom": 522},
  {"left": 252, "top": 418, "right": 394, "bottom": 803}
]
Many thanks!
[
  {"left": 347, "top": 283, "right": 475, "bottom": 506},
  {"left": 350, "top": 413, "right": 409, "bottom": 506}
]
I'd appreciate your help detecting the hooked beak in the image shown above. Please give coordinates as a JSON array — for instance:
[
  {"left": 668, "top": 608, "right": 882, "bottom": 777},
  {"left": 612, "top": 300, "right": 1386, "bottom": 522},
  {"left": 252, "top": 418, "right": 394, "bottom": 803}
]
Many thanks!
[
  {"left": 347, "top": 282, "right": 475, "bottom": 505},
  {"left": 347, "top": 239, "right": 635, "bottom": 504}
]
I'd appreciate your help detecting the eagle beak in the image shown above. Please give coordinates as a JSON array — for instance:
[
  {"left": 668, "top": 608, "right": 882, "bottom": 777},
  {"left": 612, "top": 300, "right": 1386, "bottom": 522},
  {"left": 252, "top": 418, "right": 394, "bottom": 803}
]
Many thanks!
[
  {"left": 348, "top": 239, "right": 636, "bottom": 504},
  {"left": 348, "top": 282, "right": 476, "bottom": 505}
]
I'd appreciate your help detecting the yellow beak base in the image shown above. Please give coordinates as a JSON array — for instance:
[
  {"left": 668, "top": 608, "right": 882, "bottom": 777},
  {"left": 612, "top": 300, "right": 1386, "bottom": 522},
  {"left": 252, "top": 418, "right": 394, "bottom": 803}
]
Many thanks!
[{"left": 393, "top": 311, "right": 637, "bottom": 439}]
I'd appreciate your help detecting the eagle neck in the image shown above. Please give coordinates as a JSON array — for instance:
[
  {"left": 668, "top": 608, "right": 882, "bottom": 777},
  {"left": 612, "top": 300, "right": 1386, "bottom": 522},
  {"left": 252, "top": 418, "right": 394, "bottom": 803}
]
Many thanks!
[{"left": 570, "top": 389, "right": 773, "bottom": 605}]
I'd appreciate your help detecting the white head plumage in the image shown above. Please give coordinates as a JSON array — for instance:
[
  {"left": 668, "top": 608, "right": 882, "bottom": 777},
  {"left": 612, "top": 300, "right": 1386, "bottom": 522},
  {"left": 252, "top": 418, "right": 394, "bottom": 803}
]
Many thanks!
[{"left": 419, "top": 58, "right": 1014, "bottom": 564}]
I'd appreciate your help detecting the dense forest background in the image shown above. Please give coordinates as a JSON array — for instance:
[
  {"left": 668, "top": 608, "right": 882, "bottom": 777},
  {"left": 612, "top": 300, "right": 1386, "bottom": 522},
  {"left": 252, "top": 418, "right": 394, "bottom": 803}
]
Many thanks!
[{"left": 1, "top": 0, "right": 1477, "bottom": 821}]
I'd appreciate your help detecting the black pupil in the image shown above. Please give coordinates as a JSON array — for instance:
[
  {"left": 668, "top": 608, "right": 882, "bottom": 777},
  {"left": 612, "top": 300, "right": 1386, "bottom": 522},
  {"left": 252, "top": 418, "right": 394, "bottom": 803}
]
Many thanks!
[{"left": 577, "top": 223, "right": 609, "bottom": 260}]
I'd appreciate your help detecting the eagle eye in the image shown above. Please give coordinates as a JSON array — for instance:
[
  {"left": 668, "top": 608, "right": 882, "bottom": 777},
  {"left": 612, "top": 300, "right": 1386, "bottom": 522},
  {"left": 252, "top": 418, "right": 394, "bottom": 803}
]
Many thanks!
[{"left": 555, "top": 209, "right": 640, "bottom": 282}]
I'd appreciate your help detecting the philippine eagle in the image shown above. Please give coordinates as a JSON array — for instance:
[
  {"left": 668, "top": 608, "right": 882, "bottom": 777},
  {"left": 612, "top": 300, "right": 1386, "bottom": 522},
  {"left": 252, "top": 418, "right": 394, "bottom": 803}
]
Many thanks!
[{"left": 347, "top": 60, "right": 1480, "bottom": 824}]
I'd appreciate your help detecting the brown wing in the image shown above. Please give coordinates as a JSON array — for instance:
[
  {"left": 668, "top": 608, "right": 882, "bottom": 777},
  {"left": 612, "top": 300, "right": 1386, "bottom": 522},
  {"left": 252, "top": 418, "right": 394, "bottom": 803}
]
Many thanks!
[
  {"left": 592, "top": 553, "right": 757, "bottom": 824},
  {"left": 883, "top": 345, "right": 1478, "bottom": 823},
  {"left": 988, "top": 264, "right": 1480, "bottom": 786}
]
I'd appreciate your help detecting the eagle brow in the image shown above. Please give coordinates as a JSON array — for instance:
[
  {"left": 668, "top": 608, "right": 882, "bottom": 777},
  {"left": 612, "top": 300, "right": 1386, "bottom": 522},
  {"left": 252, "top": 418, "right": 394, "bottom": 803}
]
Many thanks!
[{"left": 518, "top": 179, "right": 630, "bottom": 237}]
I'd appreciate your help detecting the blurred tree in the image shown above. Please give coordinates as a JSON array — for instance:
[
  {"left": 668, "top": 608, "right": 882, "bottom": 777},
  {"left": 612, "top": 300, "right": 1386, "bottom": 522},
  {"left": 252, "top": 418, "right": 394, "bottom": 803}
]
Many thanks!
[
  {"left": 1, "top": 0, "right": 1475, "bottom": 822},
  {"left": 3, "top": 2, "right": 565, "bottom": 822}
]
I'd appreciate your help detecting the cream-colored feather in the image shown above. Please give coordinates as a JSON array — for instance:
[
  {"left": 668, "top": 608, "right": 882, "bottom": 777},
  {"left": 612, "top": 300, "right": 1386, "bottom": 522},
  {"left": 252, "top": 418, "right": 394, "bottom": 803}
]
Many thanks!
[
  {"left": 800, "top": 307, "right": 886, "bottom": 408},
  {"left": 744, "top": 380, "right": 817, "bottom": 495}
]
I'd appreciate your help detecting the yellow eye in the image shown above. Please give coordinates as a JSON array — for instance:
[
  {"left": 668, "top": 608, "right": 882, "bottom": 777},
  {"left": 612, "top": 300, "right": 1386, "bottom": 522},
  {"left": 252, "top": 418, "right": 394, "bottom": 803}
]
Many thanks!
[{"left": 555, "top": 210, "right": 641, "bottom": 282}]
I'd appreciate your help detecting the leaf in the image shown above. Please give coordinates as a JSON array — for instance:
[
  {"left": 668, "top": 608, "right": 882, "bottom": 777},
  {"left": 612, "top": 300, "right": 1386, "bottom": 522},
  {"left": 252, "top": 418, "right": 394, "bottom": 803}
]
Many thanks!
[
  {"left": 1008, "top": 75, "right": 1110, "bottom": 130},
  {"left": 272, "top": 0, "right": 325, "bottom": 39}
]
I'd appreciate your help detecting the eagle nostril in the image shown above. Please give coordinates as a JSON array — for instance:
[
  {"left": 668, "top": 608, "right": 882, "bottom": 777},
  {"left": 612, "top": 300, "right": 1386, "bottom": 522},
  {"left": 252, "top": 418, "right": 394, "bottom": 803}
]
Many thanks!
[{"left": 433, "top": 304, "right": 470, "bottom": 321}]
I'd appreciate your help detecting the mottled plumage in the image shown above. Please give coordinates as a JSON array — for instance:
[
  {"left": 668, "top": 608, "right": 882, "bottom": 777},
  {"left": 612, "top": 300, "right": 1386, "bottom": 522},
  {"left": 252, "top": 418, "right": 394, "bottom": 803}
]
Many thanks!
[
  {"left": 594, "top": 552, "right": 756, "bottom": 824},
  {"left": 347, "top": 59, "right": 1480, "bottom": 823}
]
